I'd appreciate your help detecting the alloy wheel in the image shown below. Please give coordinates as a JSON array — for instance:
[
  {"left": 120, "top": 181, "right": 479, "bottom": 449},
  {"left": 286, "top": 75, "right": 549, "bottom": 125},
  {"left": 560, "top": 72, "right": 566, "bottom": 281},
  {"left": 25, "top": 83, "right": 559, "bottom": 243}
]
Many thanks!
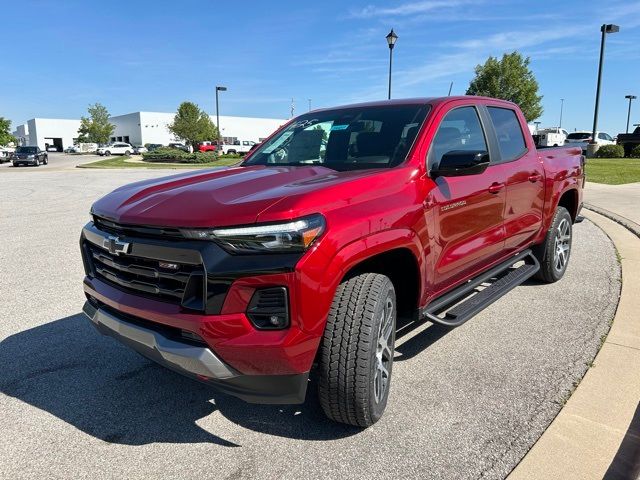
[
  {"left": 553, "top": 218, "right": 571, "bottom": 273},
  {"left": 374, "top": 296, "right": 395, "bottom": 404}
]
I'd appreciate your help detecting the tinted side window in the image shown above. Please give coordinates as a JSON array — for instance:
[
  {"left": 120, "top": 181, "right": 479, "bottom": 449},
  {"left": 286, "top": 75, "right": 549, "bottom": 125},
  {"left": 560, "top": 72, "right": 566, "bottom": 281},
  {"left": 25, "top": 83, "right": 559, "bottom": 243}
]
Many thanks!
[
  {"left": 487, "top": 107, "right": 527, "bottom": 162},
  {"left": 429, "top": 106, "right": 487, "bottom": 168}
]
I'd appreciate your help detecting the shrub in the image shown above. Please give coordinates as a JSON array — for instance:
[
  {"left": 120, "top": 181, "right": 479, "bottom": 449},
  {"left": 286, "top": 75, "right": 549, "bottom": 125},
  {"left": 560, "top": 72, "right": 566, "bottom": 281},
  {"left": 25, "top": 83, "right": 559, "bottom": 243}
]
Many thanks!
[
  {"left": 141, "top": 147, "right": 218, "bottom": 163},
  {"left": 629, "top": 145, "right": 640, "bottom": 158},
  {"left": 142, "top": 147, "right": 186, "bottom": 162},
  {"left": 187, "top": 151, "right": 218, "bottom": 163},
  {"left": 594, "top": 144, "right": 625, "bottom": 158}
]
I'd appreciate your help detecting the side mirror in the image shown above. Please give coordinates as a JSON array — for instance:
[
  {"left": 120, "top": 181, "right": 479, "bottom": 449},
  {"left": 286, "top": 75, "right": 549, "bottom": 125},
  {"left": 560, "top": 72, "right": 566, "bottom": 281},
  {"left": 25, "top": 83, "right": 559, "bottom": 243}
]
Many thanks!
[{"left": 431, "top": 150, "right": 490, "bottom": 178}]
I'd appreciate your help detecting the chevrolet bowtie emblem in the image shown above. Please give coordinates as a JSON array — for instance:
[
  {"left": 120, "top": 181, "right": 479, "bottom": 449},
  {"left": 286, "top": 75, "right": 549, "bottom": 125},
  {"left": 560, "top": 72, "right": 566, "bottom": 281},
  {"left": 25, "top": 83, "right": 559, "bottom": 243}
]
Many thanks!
[{"left": 103, "top": 235, "right": 131, "bottom": 256}]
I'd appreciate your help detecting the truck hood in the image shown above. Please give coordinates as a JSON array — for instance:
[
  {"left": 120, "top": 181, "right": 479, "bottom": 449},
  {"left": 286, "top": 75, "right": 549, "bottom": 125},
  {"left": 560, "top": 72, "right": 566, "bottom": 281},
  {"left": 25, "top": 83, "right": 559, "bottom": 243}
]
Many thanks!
[{"left": 90, "top": 165, "right": 383, "bottom": 228}]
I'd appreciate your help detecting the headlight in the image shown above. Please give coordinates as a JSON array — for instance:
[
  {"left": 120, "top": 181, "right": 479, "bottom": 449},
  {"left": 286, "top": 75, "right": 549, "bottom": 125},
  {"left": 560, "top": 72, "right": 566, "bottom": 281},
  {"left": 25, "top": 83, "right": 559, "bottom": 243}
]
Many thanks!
[{"left": 181, "top": 214, "right": 325, "bottom": 254}]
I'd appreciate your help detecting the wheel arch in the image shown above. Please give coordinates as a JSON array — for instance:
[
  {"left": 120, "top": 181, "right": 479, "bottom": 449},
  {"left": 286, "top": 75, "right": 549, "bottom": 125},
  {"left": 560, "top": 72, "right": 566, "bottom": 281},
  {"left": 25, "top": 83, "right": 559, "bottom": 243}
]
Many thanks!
[
  {"left": 557, "top": 187, "right": 579, "bottom": 221},
  {"left": 317, "top": 229, "right": 425, "bottom": 317}
]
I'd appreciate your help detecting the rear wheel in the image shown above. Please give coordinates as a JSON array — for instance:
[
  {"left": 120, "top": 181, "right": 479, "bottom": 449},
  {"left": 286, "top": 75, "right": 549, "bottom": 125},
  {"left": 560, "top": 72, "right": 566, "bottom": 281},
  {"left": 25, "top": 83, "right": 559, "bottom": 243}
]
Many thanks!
[
  {"left": 124, "top": 150, "right": 131, "bottom": 156},
  {"left": 318, "top": 273, "right": 396, "bottom": 427},
  {"left": 533, "top": 206, "right": 572, "bottom": 283}
]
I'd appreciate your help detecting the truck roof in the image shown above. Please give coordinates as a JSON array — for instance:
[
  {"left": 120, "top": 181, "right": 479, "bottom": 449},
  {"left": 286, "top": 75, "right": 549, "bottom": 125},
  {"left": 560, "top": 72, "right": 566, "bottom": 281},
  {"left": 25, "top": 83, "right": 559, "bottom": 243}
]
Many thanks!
[{"left": 308, "top": 96, "right": 518, "bottom": 114}]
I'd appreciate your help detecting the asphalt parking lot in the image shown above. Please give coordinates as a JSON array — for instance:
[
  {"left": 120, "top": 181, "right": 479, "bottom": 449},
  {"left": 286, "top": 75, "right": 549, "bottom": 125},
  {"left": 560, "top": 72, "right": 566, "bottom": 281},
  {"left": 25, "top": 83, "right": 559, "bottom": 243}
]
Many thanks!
[
  {"left": 0, "top": 166, "right": 621, "bottom": 480},
  {"left": 0, "top": 151, "right": 106, "bottom": 171}
]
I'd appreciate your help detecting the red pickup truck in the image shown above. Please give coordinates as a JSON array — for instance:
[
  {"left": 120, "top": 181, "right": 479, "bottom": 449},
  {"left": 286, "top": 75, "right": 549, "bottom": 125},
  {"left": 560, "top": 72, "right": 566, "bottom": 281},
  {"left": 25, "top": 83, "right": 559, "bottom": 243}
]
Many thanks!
[{"left": 80, "top": 96, "right": 584, "bottom": 427}]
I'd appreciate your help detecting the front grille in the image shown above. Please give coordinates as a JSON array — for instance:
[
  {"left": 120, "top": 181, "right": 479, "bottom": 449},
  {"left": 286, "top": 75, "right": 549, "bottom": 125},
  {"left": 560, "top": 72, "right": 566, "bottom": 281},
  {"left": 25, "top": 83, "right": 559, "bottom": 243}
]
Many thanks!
[
  {"left": 86, "top": 242, "right": 204, "bottom": 308},
  {"left": 93, "top": 215, "right": 184, "bottom": 240}
]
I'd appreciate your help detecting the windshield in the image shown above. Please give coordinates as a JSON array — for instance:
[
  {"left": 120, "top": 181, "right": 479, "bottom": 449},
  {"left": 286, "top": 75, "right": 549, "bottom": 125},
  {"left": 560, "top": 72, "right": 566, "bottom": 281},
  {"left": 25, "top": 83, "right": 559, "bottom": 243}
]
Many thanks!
[
  {"left": 243, "top": 104, "right": 430, "bottom": 171},
  {"left": 16, "top": 147, "right": 37, "bottom": 154},
  {"left": 567, "top": 133, "right": 590, "bottom": 140}
]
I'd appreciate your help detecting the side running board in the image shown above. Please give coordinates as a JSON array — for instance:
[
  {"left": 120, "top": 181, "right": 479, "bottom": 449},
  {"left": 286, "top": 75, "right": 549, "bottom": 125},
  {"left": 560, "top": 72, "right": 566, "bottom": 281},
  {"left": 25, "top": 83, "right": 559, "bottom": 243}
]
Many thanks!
[{"left": 422, "top": 249, "right": 540, "bottom": 328}]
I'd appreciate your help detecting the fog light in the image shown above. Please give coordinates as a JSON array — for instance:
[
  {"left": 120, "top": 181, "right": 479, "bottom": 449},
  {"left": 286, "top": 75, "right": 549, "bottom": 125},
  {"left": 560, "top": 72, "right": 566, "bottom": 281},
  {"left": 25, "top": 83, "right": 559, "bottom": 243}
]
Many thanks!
[{"left": 247, "top": 287, "right": 289, "bottom": 330}]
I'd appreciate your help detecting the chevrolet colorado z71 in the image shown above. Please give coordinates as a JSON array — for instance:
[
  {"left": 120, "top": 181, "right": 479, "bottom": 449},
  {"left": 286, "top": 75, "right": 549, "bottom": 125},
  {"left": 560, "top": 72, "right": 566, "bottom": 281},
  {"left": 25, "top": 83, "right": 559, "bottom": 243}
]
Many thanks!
[{"left": 80, "top": 97, "right": 584, "bottom": 427}]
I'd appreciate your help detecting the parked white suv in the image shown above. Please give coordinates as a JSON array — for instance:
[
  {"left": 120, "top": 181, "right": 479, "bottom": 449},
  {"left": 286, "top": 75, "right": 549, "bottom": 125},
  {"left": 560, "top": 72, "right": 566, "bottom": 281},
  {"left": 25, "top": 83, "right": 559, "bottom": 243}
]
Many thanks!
[
  {"left": 222, "top": 140, "right": 256, "bottom": 155},
  {"left": 565, "top": 131, "right": 614, "bottom": 152},
  {"left": 97, "top": 143, "right": 133, "bottom": 156}
]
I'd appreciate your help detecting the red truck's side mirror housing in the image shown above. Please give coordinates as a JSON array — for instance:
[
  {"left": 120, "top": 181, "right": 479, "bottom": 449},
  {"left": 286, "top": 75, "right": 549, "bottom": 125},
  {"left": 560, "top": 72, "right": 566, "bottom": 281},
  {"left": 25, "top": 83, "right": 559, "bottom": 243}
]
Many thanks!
[{"left": 431, "top": 150, "right": 490, "bottom": 178}]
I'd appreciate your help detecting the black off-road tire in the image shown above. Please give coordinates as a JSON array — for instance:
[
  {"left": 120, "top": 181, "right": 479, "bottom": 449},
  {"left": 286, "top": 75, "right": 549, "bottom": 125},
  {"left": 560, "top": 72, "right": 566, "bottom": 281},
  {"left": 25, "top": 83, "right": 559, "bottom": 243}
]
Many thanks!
[
  {"left": 318, "top": 273, "right": 396, "bottom": 427},
  {"left": 533, "top": 206, "right": 573, "bottom": 283}
]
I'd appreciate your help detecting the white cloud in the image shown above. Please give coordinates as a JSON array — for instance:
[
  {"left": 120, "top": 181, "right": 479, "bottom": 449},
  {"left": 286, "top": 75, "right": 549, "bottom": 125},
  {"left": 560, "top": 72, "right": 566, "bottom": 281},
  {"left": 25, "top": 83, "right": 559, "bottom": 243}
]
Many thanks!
[{"left": 350, "top": 0, "right": 480, "bottom": 18}]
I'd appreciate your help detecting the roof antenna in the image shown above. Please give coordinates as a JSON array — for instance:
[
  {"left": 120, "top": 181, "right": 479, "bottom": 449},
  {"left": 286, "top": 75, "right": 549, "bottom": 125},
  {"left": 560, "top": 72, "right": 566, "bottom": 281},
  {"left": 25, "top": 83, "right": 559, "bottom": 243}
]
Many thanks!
[{"left": 448, "top": 81, "right": 453, "bottom": 96}]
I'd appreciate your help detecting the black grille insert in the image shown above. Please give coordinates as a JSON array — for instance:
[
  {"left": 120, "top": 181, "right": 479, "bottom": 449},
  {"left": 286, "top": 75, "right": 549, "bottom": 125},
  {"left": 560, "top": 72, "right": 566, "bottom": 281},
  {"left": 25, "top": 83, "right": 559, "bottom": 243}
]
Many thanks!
[{"left": 86, "top": 242, "right": 204, "bottom": 307}]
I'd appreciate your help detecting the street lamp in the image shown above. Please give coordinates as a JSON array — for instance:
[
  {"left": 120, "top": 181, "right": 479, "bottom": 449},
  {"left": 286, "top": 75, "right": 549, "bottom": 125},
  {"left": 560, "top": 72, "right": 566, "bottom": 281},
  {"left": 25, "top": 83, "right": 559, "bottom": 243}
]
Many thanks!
[
  {"left": 534, "top": 121, "right": 541, "bottom": 133},
  {"left": 559, "top": 98, "right": 564, "bottom": 129},
  {"left": 589, "top": 24, "right": 619, "bottom": 156},
  {"left": 215, "top": 85, "right": 227, "bottom": 144},
  {"left": 385, "top": 29, "right": 398, "bottom": 100},
  {"left": 625, "top": 95, "right": 637, "bottom": 133}
]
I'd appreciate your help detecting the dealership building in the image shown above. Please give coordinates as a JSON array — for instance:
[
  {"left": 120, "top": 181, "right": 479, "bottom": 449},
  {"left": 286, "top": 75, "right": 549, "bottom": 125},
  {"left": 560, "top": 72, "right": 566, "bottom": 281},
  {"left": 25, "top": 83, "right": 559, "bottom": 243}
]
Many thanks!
[{"left": 13, "top": 112, "right": 285, "bottom": 151}]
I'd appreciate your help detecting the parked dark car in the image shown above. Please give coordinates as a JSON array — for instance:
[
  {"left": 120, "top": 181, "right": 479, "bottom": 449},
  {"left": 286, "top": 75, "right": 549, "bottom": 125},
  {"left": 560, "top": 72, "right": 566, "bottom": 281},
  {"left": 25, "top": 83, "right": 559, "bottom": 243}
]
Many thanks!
[
  {"left": 617, "top": 126, "right": 640, "bottom": 156},
  {"left": 146, "top": 144, "right": 164, "bottom": 151},
  {"left": 13, "top": 146, "right": 48, "bottom": 167},
  {"left": 168, "top": 142, "right": 190, "bottom": 152}
]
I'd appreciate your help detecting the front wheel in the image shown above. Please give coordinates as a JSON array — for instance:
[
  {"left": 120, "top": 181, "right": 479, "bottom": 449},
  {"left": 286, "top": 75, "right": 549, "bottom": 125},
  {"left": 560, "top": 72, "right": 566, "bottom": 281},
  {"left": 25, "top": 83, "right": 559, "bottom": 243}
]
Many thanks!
[
  {"left": 318, "top": 273, "right": 396, "bottom": 427},
  {"left": 533, "top": 206, "right": 573, "bottom": 283}
]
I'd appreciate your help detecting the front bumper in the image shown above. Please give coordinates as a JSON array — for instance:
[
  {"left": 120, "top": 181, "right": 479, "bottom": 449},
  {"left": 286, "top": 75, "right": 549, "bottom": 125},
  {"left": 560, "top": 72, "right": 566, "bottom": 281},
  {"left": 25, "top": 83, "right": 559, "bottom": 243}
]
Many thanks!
[
  {"left": 83, "top": 300, "right": 309, "bottom": 403},
  {"left": 13, "top": 159, "right": 37, "bottom": 165}
]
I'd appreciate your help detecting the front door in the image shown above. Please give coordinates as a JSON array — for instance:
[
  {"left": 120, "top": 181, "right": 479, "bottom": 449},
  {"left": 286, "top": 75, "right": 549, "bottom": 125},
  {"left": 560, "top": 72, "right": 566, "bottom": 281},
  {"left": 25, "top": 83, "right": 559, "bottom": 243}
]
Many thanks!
[{"left": 424, "top": 105, "right": 507, "bottom": 296}]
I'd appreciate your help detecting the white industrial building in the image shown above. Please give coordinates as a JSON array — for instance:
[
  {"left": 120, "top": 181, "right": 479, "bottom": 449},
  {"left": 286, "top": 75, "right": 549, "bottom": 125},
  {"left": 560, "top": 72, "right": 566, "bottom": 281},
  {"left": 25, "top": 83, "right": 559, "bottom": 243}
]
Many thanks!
[
  {"left": 13, "top": 112, "right": 285, "bottom": 150},
  {"left": 12, "top": 118, "right": 81, "bottom": 151}
]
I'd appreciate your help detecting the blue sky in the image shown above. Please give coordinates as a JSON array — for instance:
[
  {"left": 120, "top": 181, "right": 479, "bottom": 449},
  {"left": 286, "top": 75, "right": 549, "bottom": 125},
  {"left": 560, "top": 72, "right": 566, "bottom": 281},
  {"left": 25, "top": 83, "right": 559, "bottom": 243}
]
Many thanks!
[{"left": 2, "top": 0, "right": 640, "bottom": 135}]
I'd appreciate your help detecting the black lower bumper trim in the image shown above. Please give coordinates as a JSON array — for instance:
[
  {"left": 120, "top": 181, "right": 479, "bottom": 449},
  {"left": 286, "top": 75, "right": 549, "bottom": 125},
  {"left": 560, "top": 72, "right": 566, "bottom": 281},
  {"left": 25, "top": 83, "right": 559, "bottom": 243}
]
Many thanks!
[{"left": 206, "top": 373, "right": 310, "bottom": 405}]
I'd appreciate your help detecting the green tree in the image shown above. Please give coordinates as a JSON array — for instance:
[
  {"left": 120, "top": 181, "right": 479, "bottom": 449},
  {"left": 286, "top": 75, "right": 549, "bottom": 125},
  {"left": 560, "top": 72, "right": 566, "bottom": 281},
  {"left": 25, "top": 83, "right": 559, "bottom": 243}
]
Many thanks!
[
  {"left": 77, "top": 103, "right": 115, "bottom": 144},
  {"left": 0, "top": 117, "right": 16, "bottom": 146},
  {"left": 466, "top": 52, "right": 543, "bottom": 122},
  {"left": 168, "top": 102, "right": 218, "bottom": 149}
]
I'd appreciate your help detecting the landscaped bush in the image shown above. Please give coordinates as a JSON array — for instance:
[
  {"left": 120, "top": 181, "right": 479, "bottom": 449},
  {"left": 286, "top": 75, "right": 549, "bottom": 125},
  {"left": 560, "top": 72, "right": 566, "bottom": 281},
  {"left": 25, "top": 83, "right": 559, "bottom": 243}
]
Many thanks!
[
  {"left": 142, "top": 147, "right": 219, "bottom": 163},
  {"left": 629, "top": 145, "right": 640, "bottom": 158},
  {"left": 142, "top": 147, "right": 187, "bottom": 161},
  {"left": 593, "top": 144, "right": 625, "bottom": 158}
]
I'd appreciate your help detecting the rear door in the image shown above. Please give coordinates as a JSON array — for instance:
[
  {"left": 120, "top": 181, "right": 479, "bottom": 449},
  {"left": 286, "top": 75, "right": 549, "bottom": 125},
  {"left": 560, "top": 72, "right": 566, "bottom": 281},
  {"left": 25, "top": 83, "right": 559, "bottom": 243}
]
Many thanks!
[
  {"left": 484, "top": 105, "right": 544, "bottom": 251},
  {"left": 426, "top": 104, "right": 507, "bottom": 294}
]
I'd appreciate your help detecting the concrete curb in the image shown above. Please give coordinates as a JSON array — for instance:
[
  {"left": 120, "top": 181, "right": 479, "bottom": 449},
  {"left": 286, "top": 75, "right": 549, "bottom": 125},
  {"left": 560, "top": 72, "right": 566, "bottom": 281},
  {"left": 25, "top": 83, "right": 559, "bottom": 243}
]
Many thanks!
[
  {"left": 508, "top": 210, "right": 640, "bottom": 480},
  {"left": 584, "top": 202, "right": 640, "bottom": 239}
]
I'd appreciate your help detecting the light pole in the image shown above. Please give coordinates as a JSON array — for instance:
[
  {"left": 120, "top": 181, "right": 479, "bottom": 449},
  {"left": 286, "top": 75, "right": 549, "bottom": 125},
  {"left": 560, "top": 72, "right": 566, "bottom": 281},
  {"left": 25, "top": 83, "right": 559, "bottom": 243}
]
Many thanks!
[
  {"left": 386, "top": 29, "right": 398, "bottom": 100},
  {"left": 534, "top": 121, "right": 541, "bottom": 133},
  {"left": 559, "top": 98, "right": 564, "bottom": 129},
  {"left": 625, "top": 95, "right": 636, "bottom": 133},
  {"left": 215, "top": 85, "right": 227, "bottom": 144},
  {"left": 589, "top": 24, "right": 619, "bottom": 156},
  {"left": 308, "top": 99, "right": 312, "bottom": 112}
]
